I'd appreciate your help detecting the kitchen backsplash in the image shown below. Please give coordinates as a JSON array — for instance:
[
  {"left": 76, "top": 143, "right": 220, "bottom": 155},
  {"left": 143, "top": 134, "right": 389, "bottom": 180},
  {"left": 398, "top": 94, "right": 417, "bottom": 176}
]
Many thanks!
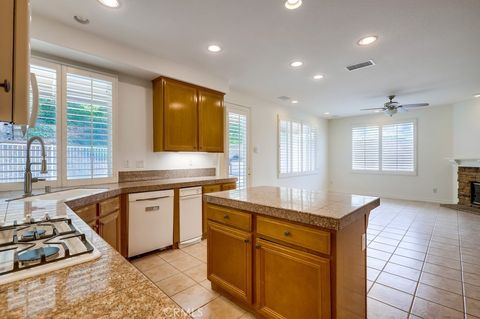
[{"left": 118, "top": 168, "right": 216, "bottom": 183}]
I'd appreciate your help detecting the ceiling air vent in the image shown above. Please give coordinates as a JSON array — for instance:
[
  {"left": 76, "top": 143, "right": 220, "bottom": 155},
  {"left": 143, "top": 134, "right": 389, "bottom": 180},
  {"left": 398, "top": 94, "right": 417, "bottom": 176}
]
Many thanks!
[
  {"left": 277, "top": 96, "right": 291, "bottom": 101},
  {"left": 346, "top": 60, "right": 375, "bottom": 71}
]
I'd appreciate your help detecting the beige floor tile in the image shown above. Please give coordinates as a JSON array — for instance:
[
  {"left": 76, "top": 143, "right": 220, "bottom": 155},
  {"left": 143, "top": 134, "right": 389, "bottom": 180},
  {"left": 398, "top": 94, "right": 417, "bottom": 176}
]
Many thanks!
[
  {"left": 142, "top": 262, "right": 180, "bottom": 282},
  {"left": 466, "top": 283, "right": 480, "bottom": 300},
  {"left": 415, "top": 283, "right": 463, "bottom": 312},
  {"left": 159, "top": 248, "right": 188, "bottom": 263},
  {"left": 411, "top": 297, "right": 464, "bottom": 319},
  {"left": 376, "top": 272, "right": 417, "bottom": 295},
  {"left": 422, "top": 263, "right": 462, "bottom": 281},
  {"left": 238, "top": 312, "right": 256, "bottom": 319},
  {"left": 131, "top": 254, "right": 166, "bottom": 272},
  {"left": 184, "top": 263, "right": 208, "bottom": 283},
  {"left": 367, "top": 267, "right": 381, "bottom": 281},
  {"left": 169, "top": 254, "right": 203, "bottom": 271},
  {"left": 367, "top": 248, "right": 392, "bottom": 261},
  {"left": 374, "top": 236, "right": 401, "bottom": 246},
  {"left": 398, "top": 242, "right": 428, "bottom": 253},
  {"left": 368, "top": 257, "right": 387, "bottom": 270},
  {"left": 464, "top": 255, "right": 480, "bottom": 267},
  {"left": 369, "top": 283, "right": 414, "bottom": 311},
  {"left": 369, "top": 242, "right": 397, "bottom": 253},
  {"left": 464, "top": 272, "right": 480, "bottom": 287},
  {"left": 155, "top": 273, "right": 197, "bottom": 296},
  {"left": 467, "top": 298, "right": 480, "bottom": 317},
  {"left": 394, "top": 248, "right": 426, "bottom": 261},
  {"left": 419, "top": 272, "right": 462, "bottom": 295},
  {"left": 390, "top": 255, "right": 424, "bottom": 271},
  {"left": 465, "top": 262, "right": 480, "bottom": 275},
  {"left": 384, "top": 263, "right": 421, "bottom": 281},
  {"left": 199, "top": 279, "right": 219, "bottom": 297},
  {"left": 172, "top": 284, "right": 217, "bottom": 313},
  {"left": 367, "top": 297, "right": 408, "bottom": 319},
  {"left": 193, "top": 296, "right": 246, "bottom": 319},
  {"left": 425, "top": 254, "right": 461, "bottom": 270}
]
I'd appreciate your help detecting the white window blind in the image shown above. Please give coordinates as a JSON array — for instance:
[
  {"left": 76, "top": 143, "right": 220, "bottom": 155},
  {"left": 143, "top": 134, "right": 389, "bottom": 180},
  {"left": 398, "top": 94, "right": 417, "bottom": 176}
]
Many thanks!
[
  {"left": 227, "top": 108, "right": 249, "bottom": 189},
  {"left": 382, "top": 122, "right": 415, "bottom": 172},
  {"left": 352, "top": 126, "right": 380, "bottom": 171},
  {"left": 279, "top": 118, "right": 317, "bottom": 177},
  {"left": 0, "top": 64, "right": 58, "bottom": 183},
  {"left": 65, "top": 68, "right": 114, "bottom": 180}
]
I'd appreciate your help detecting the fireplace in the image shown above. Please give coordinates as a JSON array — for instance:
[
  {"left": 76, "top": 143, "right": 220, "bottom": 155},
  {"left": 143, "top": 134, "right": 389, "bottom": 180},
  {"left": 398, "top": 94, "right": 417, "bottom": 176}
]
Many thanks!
[{"left": 472, "top": 182, "right": 480, "bottom": 207}]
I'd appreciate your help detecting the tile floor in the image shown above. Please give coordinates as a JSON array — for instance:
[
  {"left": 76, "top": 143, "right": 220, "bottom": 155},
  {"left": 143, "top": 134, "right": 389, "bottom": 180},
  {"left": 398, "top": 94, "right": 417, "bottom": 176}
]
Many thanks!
[{"left": 130, "top": 198, "right": 480, "bottom": 318}]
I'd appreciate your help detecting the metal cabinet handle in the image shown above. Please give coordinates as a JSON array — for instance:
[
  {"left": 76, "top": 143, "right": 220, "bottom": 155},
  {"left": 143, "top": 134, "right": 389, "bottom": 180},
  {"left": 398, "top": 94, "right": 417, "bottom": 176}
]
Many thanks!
[
  {"left": 244, "top": 239, "right": 250, "bottom": 243},
  {"left": 223, "top": 214, "right": 230, "bottom": 220},
  {"left": 255, "top": 244, "right": 261, "bottom": 249},
  {"left": 284, "top": 230, "right": 291, "bottom": 237},
  {"left": 145, "top": 206, "right": 160, "bottom": 212},
  {"left": 0, "top": 80, "right": 10, "bottom": 93}
]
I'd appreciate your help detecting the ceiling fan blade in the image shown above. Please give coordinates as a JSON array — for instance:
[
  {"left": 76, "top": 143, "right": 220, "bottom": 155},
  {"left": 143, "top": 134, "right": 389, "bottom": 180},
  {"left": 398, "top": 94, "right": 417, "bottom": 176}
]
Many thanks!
[
  {"left": 397, "top": 106, "right": 408, "bottom": 112},
  {"left": 399, "top": 103, "right": 429, "bottom": 108},
  {"left": 360, "top": 108, "right": 385, "bottom": 111}
]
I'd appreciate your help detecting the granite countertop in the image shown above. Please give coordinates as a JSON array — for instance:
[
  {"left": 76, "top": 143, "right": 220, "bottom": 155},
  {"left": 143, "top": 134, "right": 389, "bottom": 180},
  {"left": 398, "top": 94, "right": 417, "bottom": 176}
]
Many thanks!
[
  {"left": 0, "top": 175, "right": 237, "bottom": 318},
  {"left": 203, "top": 186, "right": 380, "bottom": 230},
  {"left": 0, "top": 199, "right": 190, "bottom": 319}
]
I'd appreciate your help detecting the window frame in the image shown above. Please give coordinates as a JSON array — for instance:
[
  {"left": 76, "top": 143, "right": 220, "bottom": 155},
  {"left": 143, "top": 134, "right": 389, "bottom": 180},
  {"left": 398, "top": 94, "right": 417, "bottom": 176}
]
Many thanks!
[
  {"left": 351, "top": 119, "right": 418, "bottom": 176},
  {"left": 277, "top": 115, "right": 319, "bottom": 178},
  {"left": 0, "top": 57, "right": 118, "bottom": 190}
]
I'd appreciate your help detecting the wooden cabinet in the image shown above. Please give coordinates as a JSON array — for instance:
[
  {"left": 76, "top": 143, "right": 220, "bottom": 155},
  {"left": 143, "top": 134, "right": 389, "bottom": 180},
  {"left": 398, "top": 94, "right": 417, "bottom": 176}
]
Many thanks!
[
  {"left": 73, "top": 196, "right": 122, "bottom": 254},
  {"left": 0, "top": 0, "right": 30, "bottom": 124},
  {"left": 99, "top": 210, "right": 121, "bottom": 252},
  {"left": 255, "top": 239, "right": 331, "bottom": 319},
  {"left": 221, "top": 182, "right": 237, "bottom": 191},
  {"left": 198, "top": 89, "right": 224, "bottom": 152},
  {"left": 153, "top": 77, "right": 224, "bottom": 152},
  {"left": 207, "top": 221, "right": 253, "bottom": 304},
  {"left": 202, "top": 183, "right": 237, "bottom": 238}
]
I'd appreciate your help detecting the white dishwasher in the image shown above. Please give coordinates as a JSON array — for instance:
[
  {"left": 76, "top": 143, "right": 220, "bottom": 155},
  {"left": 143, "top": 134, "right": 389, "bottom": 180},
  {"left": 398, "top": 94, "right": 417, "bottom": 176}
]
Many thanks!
[
  {"left": 179, "top": 187, "right": 203, "bottom": 245},
  {"left": 128, "top": 190, "right": 174, "bottom": 257}
]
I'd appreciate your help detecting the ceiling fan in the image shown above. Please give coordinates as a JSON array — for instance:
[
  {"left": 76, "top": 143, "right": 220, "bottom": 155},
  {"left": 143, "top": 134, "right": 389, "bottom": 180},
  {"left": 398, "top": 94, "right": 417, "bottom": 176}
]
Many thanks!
[{"left": 361, "top": 95, "right": 429, "bottom": 116}]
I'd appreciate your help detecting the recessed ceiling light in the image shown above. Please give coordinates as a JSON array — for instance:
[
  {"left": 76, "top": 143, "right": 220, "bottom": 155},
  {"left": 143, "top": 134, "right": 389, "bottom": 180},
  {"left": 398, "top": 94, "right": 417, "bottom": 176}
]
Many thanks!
[
  {"left": 207, "top": 44, "right": 222, "bottom": 53},
  {"left": 285, "top": 0, "right": 302, "bottom": 10},
  {"left": 374, "top": 110, "right": 381, "bottom": 113},
  {"left": 474, "top": 93, "right": 480, "bottom": 98},
  {"left": 290, "top": 61, "right": 303, "bottom": 68},
  {"left": 324, "top": 112, "right": 330, "bottom": 115},
  {"left": 291, "top": 100, "right": 299, "bottom": 104},
  {"left": 357, "top": 35, "right": 378, "bottom": 46},
  {"left": 73, "top": 15, "right": 90, "bottom": 25},
  {"left": 313, "top": 74, "right": 325, "bottom": 80},
  {"left": 97, "top": 0, "right": 120, "bottom": 8}
]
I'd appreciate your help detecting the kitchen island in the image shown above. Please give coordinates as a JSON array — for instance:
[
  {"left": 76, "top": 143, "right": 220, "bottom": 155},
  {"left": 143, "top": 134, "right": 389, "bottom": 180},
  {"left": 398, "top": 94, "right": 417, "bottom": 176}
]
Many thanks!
[{"left": 203, "top": 186, "right": 380, "bottom": 319}]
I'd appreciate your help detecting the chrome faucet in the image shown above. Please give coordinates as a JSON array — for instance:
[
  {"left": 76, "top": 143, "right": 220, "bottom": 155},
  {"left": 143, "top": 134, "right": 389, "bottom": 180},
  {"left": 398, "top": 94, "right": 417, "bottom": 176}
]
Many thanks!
[{"left": 24, "top": 136, "right": 48, "bottom": 196}]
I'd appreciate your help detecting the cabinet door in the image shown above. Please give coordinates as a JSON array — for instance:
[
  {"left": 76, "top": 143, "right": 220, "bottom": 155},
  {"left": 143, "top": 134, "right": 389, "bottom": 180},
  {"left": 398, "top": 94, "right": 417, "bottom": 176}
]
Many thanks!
[
  {"left": 207, "top": 221, "right": 252, "bottom": 304},
  {"left": 0, "top": 0, "right": 14, "bottom": 122},
  {"left": 99, "top": 210, "right": 121, "bottom": 252},
  {"left": 255, "top": 239, "right": 331, "bottom": 319},
  {"left": 202, "top": 184, "right": 222, "bottom": 237},
  {"left": 163, "top": 79, "right": 198, "bottom": 151},
  {"left": 198, "top": 89, "right": 224, "bottom": 152}
]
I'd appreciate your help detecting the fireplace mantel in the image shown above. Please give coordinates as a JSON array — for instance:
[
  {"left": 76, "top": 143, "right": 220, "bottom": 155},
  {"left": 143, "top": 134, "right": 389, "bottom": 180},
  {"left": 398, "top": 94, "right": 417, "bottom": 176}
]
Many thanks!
[{"left": 447, "top": 158, "right": 480, "bottom": 167}]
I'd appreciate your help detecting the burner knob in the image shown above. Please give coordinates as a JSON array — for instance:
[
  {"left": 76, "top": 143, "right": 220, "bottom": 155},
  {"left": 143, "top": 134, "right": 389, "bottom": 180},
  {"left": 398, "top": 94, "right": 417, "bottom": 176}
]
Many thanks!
[
  {"left": 24, "top": 214, "right": 32, "bottom": 223},
  {"left": 43, "top": 213, "right": 50, "bottom": 221}
]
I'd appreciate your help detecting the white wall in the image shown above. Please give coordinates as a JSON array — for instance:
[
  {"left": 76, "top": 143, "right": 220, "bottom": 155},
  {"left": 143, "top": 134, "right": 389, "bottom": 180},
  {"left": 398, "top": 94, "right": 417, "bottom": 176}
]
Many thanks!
[
  {"left": 453, "top": 99, "right": 480, "bottom": 158},
  {"left": 328, "top": 105, "right": 454, "bottom": 203},
  {"left": 116, "top": 75, "right": 219, "bottom": 172},
  {"left": 225, "top": 91, "right": 329, "bottom": 191}
]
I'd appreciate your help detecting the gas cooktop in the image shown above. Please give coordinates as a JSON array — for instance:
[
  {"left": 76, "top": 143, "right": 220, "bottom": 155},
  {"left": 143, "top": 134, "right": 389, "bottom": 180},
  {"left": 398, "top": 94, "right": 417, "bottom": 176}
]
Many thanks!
[{"left": 0, "top": 215, "right": 101, "bottom": 285}]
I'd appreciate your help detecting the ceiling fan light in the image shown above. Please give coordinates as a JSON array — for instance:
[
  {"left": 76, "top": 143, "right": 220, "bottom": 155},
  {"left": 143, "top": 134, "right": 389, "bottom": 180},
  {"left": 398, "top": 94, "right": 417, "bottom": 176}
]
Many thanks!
[{"left": 384, "top": 108, "right": 397, "bottom": 117}]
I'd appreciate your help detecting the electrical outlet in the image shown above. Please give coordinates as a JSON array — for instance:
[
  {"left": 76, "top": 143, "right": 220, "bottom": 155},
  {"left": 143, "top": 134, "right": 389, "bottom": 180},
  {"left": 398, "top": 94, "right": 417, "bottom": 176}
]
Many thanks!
[
  {"left": 124, "top": 160, "right": 130, "bottom": 168},
  {"left": 433, "top": 187, "right": 438, "bottom": 194},
  {"left": 135, "top": 160, "right": 144, "bottom": 169}
]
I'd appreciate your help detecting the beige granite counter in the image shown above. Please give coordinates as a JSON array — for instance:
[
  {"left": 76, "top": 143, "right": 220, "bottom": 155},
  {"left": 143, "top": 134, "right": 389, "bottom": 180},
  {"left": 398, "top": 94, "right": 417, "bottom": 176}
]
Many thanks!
[
  {"left": 203, "top": 186, "right": 380, "bottom": 230},
  {"left": 0, "top": 198, "right": 190, "bottom": 319}
]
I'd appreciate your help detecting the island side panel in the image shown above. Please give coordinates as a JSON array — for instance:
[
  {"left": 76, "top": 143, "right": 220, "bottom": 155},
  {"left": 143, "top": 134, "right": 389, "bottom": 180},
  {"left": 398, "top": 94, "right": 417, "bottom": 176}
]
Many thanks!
[{"left": 334, "top": 207, "right": 370, "bottom": 319}]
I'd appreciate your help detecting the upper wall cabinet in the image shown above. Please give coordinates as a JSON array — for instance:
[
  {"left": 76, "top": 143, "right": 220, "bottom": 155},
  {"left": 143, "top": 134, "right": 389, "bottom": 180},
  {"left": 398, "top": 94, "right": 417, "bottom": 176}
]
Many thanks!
[
  {"left": 153, "top": 77, "right": 225, "bottom": 153},
  {"left": 0, "top": 0, "right": 30, "bottom": 125}
]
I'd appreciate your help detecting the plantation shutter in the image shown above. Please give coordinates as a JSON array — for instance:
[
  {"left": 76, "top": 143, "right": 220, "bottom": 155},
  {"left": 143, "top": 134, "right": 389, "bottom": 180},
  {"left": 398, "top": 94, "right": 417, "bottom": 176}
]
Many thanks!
[
  {"left": 382, "top": 122, "right": 415, "bottom": 172},
  {"left": 227, "top": 109, "right": 248, "bottom": 189},
  {"left": 65, "top": 68, "right": 113, "bottom": 180},
  {"left": 352, "top": 126, "right": 380, "bottom": 171}
]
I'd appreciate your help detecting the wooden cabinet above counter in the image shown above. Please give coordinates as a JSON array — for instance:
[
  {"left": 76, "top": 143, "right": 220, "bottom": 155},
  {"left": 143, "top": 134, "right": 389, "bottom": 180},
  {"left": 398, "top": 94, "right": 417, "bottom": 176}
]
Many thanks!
[{"left": 153, "top": 77, "right": 225, "bottom": 153}]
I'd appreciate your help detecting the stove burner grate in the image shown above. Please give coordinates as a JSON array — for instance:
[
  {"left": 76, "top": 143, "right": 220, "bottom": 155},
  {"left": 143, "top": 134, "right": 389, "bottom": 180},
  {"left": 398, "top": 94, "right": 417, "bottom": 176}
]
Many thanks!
[
  {"left": 18, "top": 247, "right": 60, "bottom": 265},
  {"left": 20, "top": 229, "right": 47, "bottom": 241}
]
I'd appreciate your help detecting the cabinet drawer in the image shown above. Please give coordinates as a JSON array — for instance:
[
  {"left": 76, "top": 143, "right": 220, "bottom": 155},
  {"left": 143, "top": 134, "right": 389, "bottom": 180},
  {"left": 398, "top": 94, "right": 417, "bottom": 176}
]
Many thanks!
[
  {"left": 75, "top": 204, "right": 97, "bottom": 223},
  {"left": 99, "top": 196, "right": 120, "bottom": 217},
  {"left": 221, "top": 182, "right": 236, "bottom": 191},
  {"left": 256, "top": 216, "right": 330, "bottom": 255},
  {"left": 206, "top": 204, "right": 252, "bottom": 232},
  {"left": 203, "top": 184, "right": 221, "bottom": 194}
]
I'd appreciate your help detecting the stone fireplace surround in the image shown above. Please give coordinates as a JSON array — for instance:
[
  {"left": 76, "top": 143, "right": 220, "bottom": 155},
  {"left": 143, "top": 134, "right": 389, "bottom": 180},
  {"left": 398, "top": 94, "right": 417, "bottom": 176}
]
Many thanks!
[{"left": 458, "top": 166, "right": 480, "bottom": 206}]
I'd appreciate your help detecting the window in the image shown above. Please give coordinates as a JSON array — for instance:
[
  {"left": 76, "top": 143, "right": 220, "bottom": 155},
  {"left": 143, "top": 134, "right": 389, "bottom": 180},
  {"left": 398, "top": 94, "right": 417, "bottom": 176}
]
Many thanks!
[
  {"left": 0, "top": 58, "right": 116, "bottom": 188},
  {"left": 278, "top": 117, "right": 318, "bottom": 177},
  {"left": 352, "top": 126, "right": 380, "bottom": 171},
  {"left": 351, "top": 121, "right": 416, "bottom": 174},
  {"left": 226, "top": 106, "right": 249, "bottom": 189},
  {"left": 382, "top": 122, "right": 415, "bottom": 172}
]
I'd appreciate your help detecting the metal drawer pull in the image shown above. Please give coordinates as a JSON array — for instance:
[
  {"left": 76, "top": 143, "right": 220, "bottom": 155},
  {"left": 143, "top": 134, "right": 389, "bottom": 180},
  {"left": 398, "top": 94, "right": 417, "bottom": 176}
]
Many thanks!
[
  {"left": 135, "top": 196, "right": 170, "bottom": 202},
  {"left": 284, "top": 230, "right": 291, "bottom": 237},
  {"left": 145, "top": 206, "right": 160, "bottom": 212},
  {"left": 244, "top": 239, "right": 250, "bottom": 243},
  {"left": 0, "top": 79, "right": 10, "bottom": 92},
  {"left": 223, "top": 214, "right": 230, "bottom": 220}
]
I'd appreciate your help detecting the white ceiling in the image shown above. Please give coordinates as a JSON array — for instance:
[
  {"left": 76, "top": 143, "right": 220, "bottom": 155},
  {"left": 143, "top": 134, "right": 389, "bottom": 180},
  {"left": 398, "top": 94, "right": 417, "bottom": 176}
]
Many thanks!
[{"left": 31, "top": 0, "right": 480, "bottom": 117}]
